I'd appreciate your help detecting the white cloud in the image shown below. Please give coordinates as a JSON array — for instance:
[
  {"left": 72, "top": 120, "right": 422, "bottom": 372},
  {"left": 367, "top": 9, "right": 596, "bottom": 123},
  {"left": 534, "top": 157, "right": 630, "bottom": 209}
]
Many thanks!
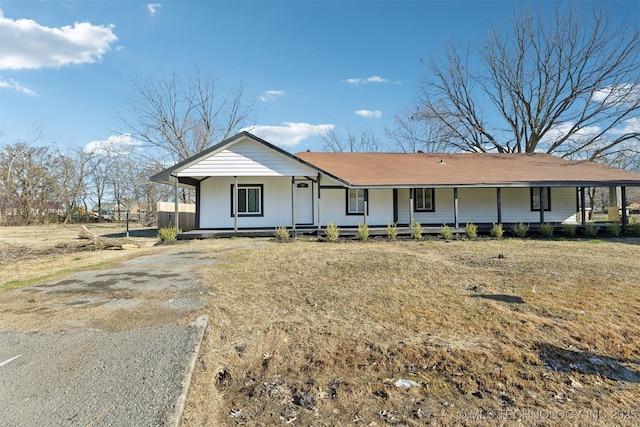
[
  {"left": 0, "top": 78, "right": 36, "bottom": 95},
  {"left": 259, "top": 90, "right": 285, "bottom": 102},
  {"left": 241, "top": 123, "right": 334, "bottom": 147},
  {"left": 0, "top": 9, "right": 118, "bottom": 70},
  {"left": 147, "top": 3, "right": 162, "bottom": 15},
  {"left": 84, "top": 134, "right": 142, "bottom": 156},
  {"left": 344, "top": 76, "right": 399, "bottom": 85},
  {"left": 609, "top": 117, "right": 640, "bottom": 135},
  {"left": 355, "top": 109, "right": 382, "bottom": 119},
  {"left": 542, "top": 122, "right": 602, "bottom": 143},
  {"left": 591, "top": 84, "right": 640, "bottom": 106}
]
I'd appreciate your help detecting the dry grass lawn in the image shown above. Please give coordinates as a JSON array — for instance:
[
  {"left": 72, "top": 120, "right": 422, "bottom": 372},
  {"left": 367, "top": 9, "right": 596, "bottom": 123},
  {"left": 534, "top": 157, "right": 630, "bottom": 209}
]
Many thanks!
[
  {"left": 183, "top": 237, "right": 640, "bottom": 426},
  {"left": 0, "top": 223, "right": 158, "bottom": 288},
  {"left": 2, "top": 225, "right": 639, "bottom": 426}
]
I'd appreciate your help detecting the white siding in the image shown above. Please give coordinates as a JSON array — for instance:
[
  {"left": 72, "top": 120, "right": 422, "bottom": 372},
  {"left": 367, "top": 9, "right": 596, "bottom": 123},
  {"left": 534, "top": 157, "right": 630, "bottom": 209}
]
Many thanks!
[
  {"left": 459, "top": 188, "right": 498, "bottom": 224},
  {"left": 179, "top": 139, "right": 317, "bottom": 177},
  {"left": 501, "top": 187, "right": 576, "bottom": 223},
  {"left": 200, "top": 176, "right": 296, "bottom": 228},
  {"left": 397, "top": 188, "right": 457, "bottom": 225},
  {"left": 318, "top": 188, "right": 394, "bottom": 227},
  {"left": 398, "top": 187, "right": 578, "bottom": 225},
  {"left": 199, "top": 178, "right": 579, "bottom": 229}
]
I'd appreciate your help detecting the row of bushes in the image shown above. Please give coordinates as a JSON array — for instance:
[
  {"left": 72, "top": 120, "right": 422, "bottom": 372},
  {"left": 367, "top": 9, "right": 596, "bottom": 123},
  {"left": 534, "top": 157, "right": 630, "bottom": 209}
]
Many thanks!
[
  {"left": 274, "top": 220, "right": 640, "bottom": 242},
  {"left": 158, "top": 220, "right": 640, "bottom": 244}
]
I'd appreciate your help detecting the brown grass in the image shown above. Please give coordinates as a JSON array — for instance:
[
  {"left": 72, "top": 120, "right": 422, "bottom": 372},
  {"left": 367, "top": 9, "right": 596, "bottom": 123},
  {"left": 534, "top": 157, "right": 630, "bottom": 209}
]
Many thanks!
[
  {"left": 0, "top": 223, "right": 158, "bottom": 288},
  {"left": 3, "top": 225, "right": 639, "bottom": 426},
  {"left": 183, "top": 238, "right": 640, "bottom": 426}
]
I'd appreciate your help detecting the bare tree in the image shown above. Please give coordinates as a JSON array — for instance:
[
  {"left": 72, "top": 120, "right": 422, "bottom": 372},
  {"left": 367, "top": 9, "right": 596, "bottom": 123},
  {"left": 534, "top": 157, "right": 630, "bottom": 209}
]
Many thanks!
[
  {"left": 52, "top": 146, "right": 95, "bottom": 223},
  {"left": 119, "top": 65, "right": 254, "bottom": 163},
  {"left": 321, "top": 128, "right": 385, "bottom": 152},
  {"left": 130, "top": 160, "right": 169, "bottom": 226},
  {"left": 418, "top": 3, "right": 640, "bottom": 160},
  {"left": 86, "top": 151, "right": 113, "bottom": 221},
  {"left": 385, "top": 107, "right": 455, "bottom": 153},
  {"left": 0, "top": 140, "right": 56, "bottom": 225}
]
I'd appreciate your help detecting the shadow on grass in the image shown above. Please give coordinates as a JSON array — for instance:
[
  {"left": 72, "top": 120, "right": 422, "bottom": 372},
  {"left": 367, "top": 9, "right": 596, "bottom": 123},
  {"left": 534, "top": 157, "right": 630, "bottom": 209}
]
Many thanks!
[
  {"left": 470, "top": 294, "right": 525, "bottom": 304},
  {"left": 102, "top": 229, "right": 158, "bottom": 238},
  {"left": 537, "top": 342, "right": 640, "bottom": 383}
]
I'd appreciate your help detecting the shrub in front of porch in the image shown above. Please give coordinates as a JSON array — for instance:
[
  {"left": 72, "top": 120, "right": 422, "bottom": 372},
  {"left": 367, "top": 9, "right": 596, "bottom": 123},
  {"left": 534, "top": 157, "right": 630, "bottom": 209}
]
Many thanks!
[
  {"left": 490, "top": 223, "right": 504, "bottom": 239},
  {"left": 465, "top": 223, "right": 478, "bottom": 239},
  {"left": 357, "top": 223, "right": 369, "bottom": 242},
  {"left": 274, "top": 225, "right": 290, "bottom": 241},
  {"left": 440, "top": 224, "right": 453, "bottom": 241},
  {"left": 563, "top": 224, "right": 577, "bottom": 237},
  {"left": 386, "top": 221, "right": 398, "bottom": 241},
  {"left": 583, "top": 222, "right": 598, "bottom": 237},
  {"left": 157, "top": 224, "right": 180, "bottom": 244},
  {"left": 324, "top": 221, "right": 340, "bottom": 242},
  {"left": 608, "top": 222, "right": 621, "bottom": 237},
  {"left": 538, "top": 223, "right": 553, "bottom": 238},
  {"left": 511, "top": 222, "right": 529, "bottom": 238},
  {"left": 410, "top": 220, "right": 422, "bottom": 240}
]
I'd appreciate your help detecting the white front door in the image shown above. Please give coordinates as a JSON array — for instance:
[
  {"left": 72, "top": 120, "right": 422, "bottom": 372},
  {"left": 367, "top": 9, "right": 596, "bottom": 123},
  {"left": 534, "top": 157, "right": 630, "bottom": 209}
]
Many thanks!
[{"left": 295, "top": 180, "right": 314, "bottom": 225}]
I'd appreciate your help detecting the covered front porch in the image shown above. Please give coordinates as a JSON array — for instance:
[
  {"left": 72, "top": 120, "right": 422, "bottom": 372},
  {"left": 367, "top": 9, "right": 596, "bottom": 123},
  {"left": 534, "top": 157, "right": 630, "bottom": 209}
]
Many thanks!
[{"left": 167, "top": 183, "right": 635, "bottom": 238}]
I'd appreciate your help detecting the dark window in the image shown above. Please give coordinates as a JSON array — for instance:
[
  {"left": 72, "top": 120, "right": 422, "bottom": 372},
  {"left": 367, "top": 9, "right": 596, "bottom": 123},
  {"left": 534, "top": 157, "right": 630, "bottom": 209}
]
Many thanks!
[
  {"left": 414, "top": 188, "right": 435, "bottom": 212},
  {"left": 230, "top": 184, "right": 264, "bottom": 217},
  {"left": 531, "top": 187, "right": 551, "bottom": 211}
]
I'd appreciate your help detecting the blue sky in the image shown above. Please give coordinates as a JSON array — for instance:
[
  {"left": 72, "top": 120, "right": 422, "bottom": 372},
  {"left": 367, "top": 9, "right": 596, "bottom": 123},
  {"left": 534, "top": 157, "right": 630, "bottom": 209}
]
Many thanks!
[{"left": 0, "top": 0, "right": 638, "bottom": 154}]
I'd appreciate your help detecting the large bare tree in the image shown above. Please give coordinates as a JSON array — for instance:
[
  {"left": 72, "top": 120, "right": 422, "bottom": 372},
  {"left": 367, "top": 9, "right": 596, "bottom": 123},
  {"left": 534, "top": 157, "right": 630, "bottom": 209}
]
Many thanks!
[
  {"left": 417, "top": 3, "right": 640, "bottom": 160},
  {"left": 119, "top": 65, "right": 254, "bottom": 163},
  {"left": 385, "top": 107, "right": 455, "bottom": 153}
]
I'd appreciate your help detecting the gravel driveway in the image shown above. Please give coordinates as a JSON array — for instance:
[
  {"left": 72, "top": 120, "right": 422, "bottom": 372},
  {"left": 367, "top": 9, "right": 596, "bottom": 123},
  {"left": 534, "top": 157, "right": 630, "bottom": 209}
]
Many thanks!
[{"left": 0, "top": 244, "right": 214, "bottom": 427}]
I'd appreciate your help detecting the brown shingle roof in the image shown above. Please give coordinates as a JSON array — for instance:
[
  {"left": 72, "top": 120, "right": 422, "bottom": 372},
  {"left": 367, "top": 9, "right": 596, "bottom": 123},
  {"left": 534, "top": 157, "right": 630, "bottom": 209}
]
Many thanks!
[{"left": 294, "top": 152, "right": 640, "bottom": 187}]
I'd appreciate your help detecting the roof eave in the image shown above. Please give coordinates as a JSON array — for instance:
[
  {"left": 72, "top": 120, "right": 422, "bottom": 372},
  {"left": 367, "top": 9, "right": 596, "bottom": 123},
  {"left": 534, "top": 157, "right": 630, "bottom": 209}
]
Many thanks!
[{"left": 345, "top": 180, "right": 640, "bottom": 188}]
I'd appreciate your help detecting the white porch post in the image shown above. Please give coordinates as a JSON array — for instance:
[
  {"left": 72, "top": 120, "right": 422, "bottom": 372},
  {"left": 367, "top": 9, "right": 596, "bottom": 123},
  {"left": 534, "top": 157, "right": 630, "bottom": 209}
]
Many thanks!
[
  {"left": 409, "top": 188, "right": 414, "bottom": 225},
  {"left": 621, "top": 186, "right": 628, "bottom": 228},
  {"left": 453, "top": 187, "right": 459, "bottom": 228},
  {"left": 317, "top": 173, "right": 322, "bottom": 231},
  {"left": 580, "top": 187, "right": 587, "bottom": 226},
  {"left": 173, "top": 175, "right": 180, "bottom": 231},
  {"left": 233, "top": 176, "right": 238, "bottom": 233},
  {"left": 363, "top": 189, "right": 368, "bottom": 226},
  {"left": 291, "top": 177, "right": 296, "bottom": 234},
  {"left": 496, "top": 187, "right": 502, "bottom": 224}
]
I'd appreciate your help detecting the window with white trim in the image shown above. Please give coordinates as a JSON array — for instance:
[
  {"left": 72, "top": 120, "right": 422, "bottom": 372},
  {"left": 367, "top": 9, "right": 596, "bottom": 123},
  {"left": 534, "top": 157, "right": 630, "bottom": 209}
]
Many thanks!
[
  {"left": 414, "top": 188, "right": 435, "bottom": 212},
  {"left": 230, "top": 184, "right": 263, "bottom": 216},
  {"left": 347, "top": 188, "right": 366, "bottom": 214}
]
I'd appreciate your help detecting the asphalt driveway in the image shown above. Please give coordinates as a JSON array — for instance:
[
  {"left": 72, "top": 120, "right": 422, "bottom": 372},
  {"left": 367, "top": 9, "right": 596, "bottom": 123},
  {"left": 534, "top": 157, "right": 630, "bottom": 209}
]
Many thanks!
[{"left": 0, "top": 244, "right": 214, "bottom": 426}]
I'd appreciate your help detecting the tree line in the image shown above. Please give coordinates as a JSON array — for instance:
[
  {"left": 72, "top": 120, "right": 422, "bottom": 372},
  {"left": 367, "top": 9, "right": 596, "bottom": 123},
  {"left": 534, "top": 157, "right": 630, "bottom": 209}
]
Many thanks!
[{"left": 0, "top": 130, "right": 164, "bottom": 225}]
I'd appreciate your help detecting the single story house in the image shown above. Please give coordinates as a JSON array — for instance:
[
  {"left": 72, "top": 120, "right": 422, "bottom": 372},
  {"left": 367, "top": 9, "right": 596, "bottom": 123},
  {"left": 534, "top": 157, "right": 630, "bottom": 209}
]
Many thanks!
[{"left": 150, "top": 132, "right": 640, "bottom": 235}]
